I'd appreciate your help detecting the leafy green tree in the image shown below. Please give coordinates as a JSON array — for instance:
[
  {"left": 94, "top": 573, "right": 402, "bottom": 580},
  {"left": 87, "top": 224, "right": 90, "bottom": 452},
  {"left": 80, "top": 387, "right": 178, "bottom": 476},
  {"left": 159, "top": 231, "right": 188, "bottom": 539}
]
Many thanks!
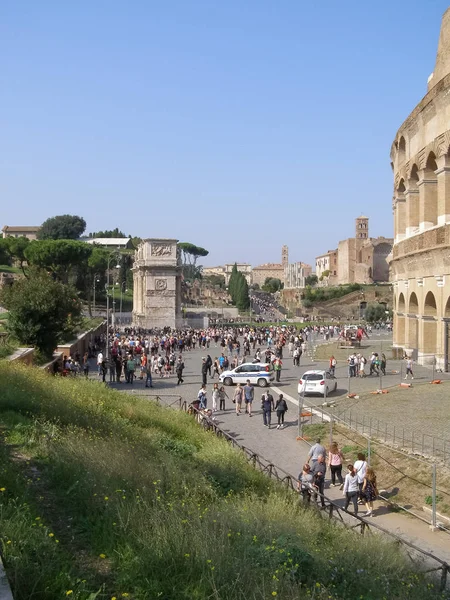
[
  {"left": 178, "top": 242, "right": 209, "bottom": 281},
  {"left": 37, "top": 215, "right": 86, "bottom": 240},
  {"left": 235, "top": 274, "right": 250, "bottom": 310},
  {"left": 0, "top": 268, "right": 82, "bottom": 358},
  {"left": 365, "top": 303, "right": 390, "bottom": 323},
  {"left": 262, "top": 277, "right": 283, "bottom": 293},
  {"left": 203, "top": 274, "right": 226, "bottom": 288},
  {"left": 25, "top": 240, "right": 93, "bottom": 284},
  {"left": 88, "top": 228, "right": 126, "bottom": 238},
  {"left": 305, "top": 274, "right": 318, "bottom": 287},
  {"left": 0, "top": 239, "right": 12, "bottom": 266},
  {"left": 228, "top": 263, "right": 239, "bottom": 303},
  {"left": 1, "top": 236, "right": 30, "bottom": 275}
]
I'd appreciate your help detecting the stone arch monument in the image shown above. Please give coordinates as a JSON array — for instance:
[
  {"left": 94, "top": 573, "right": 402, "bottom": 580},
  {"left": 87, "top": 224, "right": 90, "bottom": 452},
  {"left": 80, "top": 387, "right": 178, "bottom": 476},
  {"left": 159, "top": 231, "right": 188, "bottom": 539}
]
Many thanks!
[{"left": 132, "top": 238, "right": 182, "bottom": 329}]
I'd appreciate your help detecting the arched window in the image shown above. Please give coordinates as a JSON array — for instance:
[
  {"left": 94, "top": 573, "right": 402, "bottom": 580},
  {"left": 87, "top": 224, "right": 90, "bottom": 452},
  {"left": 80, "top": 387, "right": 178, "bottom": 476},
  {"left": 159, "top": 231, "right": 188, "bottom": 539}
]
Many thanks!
[
  {"left": 409, "top": 292, "right": 419, "bottom": 315},
  {"left": 398, "top": 292, "right": 405, "bottom": 312},
  {"left": 424, "top": 291, "right": 437, "bottom": 317}
]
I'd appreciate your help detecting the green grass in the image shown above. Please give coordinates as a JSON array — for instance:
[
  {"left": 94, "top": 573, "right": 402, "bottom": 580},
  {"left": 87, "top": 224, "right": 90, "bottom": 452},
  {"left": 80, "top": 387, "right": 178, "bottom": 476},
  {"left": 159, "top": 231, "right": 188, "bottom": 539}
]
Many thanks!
[
  {"left": 0, "top": 363, "right": 446, "bottom": 600},
  {"left": 0, "top": 265, "right": 21, "bottom": 274}
]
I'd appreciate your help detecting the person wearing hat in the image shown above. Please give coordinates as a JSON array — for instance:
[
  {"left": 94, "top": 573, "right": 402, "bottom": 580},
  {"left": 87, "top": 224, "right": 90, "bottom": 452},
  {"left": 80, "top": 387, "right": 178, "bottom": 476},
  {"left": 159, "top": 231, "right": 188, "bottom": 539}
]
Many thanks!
[{"left": 307, "top": 437, "right": 326, "bottom": 467}]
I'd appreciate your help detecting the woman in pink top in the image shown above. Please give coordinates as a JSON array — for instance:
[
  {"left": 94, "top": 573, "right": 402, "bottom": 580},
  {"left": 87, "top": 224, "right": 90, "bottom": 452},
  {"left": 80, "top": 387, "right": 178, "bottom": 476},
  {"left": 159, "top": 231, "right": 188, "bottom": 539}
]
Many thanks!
[{"left": 327, "top": 442, "right": 344, "bottom": 487}]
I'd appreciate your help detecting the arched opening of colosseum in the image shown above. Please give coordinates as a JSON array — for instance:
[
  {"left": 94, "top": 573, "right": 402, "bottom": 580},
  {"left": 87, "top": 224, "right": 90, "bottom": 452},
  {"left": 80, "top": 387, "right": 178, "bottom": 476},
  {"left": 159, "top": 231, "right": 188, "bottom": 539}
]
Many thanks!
[
  {"left": 407, "top": 164, "right": 420, "bottom": 234},
  {"left": 407, "top": 292, "right": 419, "bottom": 349},
  {"left": 396, "top": 179, "right": 406, "bottom": 238},
  {"left": 396, "top": 292, "right": 406, "bottom": 345},
  {"left": 398, "top": 136, "right": 406, "bottom": 163},
  {"left": 424, "top": 291, "right": 437, "bottom": 316},
  {"left": 445, "top": 296, "right": 450, "bottom": 318},
  {"left": 421, "top": 152, "right": 438, "bottom": 228},
  {"left": 423, "top": 291, "right": 438, "bottom": 355}
]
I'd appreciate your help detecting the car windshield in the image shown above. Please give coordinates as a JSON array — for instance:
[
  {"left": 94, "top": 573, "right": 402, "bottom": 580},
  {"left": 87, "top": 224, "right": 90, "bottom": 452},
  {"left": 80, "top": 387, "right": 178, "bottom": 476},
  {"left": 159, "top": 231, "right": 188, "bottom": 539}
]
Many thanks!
[{"left": 303, "top": 374, "right": 323, "bottom": 381}]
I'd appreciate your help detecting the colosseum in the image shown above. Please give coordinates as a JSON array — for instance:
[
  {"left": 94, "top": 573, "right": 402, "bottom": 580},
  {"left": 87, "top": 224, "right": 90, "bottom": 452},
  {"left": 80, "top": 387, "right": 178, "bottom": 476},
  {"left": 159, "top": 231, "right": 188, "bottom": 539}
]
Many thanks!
[{"left": 391, "top": 8, "right": 450, "bottom": 370}]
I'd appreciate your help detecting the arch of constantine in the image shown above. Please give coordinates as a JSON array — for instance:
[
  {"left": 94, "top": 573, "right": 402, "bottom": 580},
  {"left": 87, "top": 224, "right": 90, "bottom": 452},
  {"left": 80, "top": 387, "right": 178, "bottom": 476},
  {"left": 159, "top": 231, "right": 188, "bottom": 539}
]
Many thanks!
[
  {"left": 391, "top": 8, "right": 450, "bottom": 369},
  {"left": 132, "top": 239, "right": 182, "bottom": 329}
]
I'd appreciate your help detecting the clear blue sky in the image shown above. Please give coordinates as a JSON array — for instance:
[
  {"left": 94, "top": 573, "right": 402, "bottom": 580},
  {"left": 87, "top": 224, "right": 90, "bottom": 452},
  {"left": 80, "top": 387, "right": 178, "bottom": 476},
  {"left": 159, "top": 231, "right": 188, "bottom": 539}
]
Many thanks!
[{"left": 1, "top": 1, "right": 448, "bottom": 267}]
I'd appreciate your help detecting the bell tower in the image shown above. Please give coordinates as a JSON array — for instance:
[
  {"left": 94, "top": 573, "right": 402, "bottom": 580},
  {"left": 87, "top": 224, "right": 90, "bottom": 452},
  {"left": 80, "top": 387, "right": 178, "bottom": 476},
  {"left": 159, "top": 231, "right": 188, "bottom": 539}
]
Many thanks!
[
  {"left": 355, "top": 216, "right": 369, "bottom": 240},
  {"left": 281, "top": 245, "right": 289, "bottom": 269}
]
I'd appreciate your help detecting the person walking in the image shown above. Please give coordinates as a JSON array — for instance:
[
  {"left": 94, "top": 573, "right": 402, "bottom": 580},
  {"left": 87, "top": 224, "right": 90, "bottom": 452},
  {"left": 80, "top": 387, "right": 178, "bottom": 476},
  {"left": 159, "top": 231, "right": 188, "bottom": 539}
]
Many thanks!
[
  {"left": 311, "top": 454, "right": 326, "bottom": 508},
  {"left": 212, "top": 383, "right": 220, "bottom": 412},
  {"left": 328, "top": 442, "right": 344, "bottom": 487},
  {"left": 201, "top": 358, "right": 208, "bottom": 386},
  {"left": 261, "top": 390, "right": 275, "bottom": 428},
  {"left": 380, "top": 353, "right": 387, "bottom": 376},
  {"left": 293, "top": 347, "right": 300, "bottom": 367},
  {"left": 275, "top": 393, "right": 288, "bottom": 429},
  {"left": 353, "top": 452, "right": 368, "bottom": 504},
  {"left": 212, "top": 358, "right": 220, "bottom": 379},
  {"left": 145, "top": 360, "right": 153, "bottom": 388},
  {"left": 126, "top": 356, "right": 136, "bottom": 384},
  {"left": 176, "top": 356, "right": 185, "bottom": 385},
  {"left": 307, "top": 438, "right": 326, "bottom": 468},
  {"left": 233, "top": 383, "right": 243, "bottom": 415},
  {"left": 329, "top": 355, "right": 336, "bottom": 377},
  {"left": 298, "top": 463, "right": 314, "bottom": 504},
  {"left": 343, "top": 464, "right": 359, "bottom": 515},
  {"left": 404, "top": 356, "right": 414, "bottom": 380},
  {"left": 205, "top": 354, "right": 213, "bottom": 377},
  {"left": 97, "top": 351, "right": 104, "bottom": 376},
  {"left": 243, "top": 380, "right": 254, "bottom": 416},
  {"left": 197, "top": 384, "right": 208, "bottom": 410},
  {"left": 273, "top": 357, "right": 282, "bottom": 382},
  {"left": 362, "top": 467, "right": 378, "bottom": 517},
  {"left": 218, "top": 386, "right": 228, "bottom": 411},
  {"left": 115, "top": 355, "right": 123, "bottom": 383},
  {"left": 82, "top": 352, "right": 90, "bottom": 379}
]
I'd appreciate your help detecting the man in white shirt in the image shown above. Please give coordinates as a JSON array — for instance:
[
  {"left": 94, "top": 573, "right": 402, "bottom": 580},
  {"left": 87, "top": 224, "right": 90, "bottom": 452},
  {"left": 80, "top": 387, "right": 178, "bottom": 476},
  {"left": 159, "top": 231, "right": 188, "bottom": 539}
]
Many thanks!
[{"left": 97, "top": 351, "right": 103, "bottom": 376}]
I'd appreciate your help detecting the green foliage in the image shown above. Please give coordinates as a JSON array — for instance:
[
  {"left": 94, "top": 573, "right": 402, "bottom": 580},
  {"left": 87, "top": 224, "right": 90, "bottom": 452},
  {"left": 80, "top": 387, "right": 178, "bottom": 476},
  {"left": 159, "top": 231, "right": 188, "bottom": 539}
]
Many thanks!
[
  {"left": 227, "top": 264, "right": 250, "bottom": 310},
  {"left": 305, "top": 274, "right": 318, "bottom": 287},
  {"left": 365, "top": 303, "right": 391, "bottom": 323},
  {"left": 88, "top": 228, "right": 126, "bottom": 238},
  {"left": 0, "top": 268, "right": 82, "bottom": 358},
  {"left": 178, "top": 242, "right": 208, "bottom": 281},
  {"left": 37, "top": 215, "right": 86, "bottom": 240},
  {"left": 25, "top": 240, "right": 93, "bottom": 284},
  {"left": 302, "top": 283, "right": 361, "bottom": 305},
  {"left": 203, "top": 274, "right": 226, "bottom": 288},
  {"left": 0, "top": 363, "right": 441, "bottom": 600},
  {"left": 0, "top": 237, "right": 30, "bottom": 275},
  {"left": 322, "top": 270, "right": 330, "bottom": 278},
  {"left": 262, "top": 277, "right": 283, "bottom": 293}
]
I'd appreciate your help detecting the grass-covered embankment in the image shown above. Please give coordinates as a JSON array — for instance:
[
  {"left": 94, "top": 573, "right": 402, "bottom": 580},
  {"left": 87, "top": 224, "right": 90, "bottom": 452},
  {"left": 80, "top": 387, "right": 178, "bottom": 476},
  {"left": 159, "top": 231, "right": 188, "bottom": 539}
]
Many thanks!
[{"left": 0, "top": 363, "right": 446, "bottom": 600}]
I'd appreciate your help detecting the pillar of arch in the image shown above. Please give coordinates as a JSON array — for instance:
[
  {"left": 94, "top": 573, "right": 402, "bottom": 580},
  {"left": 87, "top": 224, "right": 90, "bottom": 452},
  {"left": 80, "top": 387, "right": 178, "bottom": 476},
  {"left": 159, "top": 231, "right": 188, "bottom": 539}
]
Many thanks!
[
  {"left": 395, "top": 292, "right": 406, "bottom": 346},
  {"left": 418, "top": 153, "right": 438, "bottom": 231},
  {"left": 421, "top": 291, "right": 438, "bottom": 357},
  {"left": 405, "top": 165, "right": 420, "bottom": 236},
  {"left": 435, "top": 151, "right": 450, "bottom": 225},
  {"left": 407, "top": 292, "right": 419, "bottom": 350}
]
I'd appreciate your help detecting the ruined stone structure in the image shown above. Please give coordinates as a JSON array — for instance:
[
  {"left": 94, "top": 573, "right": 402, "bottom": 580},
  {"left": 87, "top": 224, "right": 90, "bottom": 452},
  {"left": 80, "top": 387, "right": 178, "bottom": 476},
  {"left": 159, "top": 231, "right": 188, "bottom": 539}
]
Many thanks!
[
  {"left": 391, "top": 8, "right": 450, "bottom": 369},
  {"left": 132, "top": 239, "right": 181, "bottom": 329},
  {"left": 284, "top": 262, "right": 312, "bottom": 289}
]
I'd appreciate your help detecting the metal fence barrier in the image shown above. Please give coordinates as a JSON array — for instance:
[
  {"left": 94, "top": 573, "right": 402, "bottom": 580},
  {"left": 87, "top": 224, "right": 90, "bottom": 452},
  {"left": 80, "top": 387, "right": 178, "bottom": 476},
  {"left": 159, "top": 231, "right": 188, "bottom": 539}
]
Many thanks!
[{"left": 133, "top": 390, "right": 450, "bottom": 591}]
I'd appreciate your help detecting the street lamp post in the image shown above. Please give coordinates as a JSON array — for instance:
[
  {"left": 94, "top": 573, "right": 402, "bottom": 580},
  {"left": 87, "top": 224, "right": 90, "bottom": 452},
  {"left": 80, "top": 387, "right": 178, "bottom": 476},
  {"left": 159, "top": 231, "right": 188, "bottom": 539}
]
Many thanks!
[
  {"left": 93, "top": 274, "right": 99, "bottom": 317},
  {"left": 105, "top": 253, "right": 121, "bottom": 361}
]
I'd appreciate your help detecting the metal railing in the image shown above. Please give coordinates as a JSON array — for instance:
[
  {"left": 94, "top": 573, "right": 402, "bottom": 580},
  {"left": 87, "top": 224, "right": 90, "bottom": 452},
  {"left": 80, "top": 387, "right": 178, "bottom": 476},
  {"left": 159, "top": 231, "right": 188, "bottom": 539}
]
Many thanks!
[{"left": 140, "top": 390, "right": 450, "bottom": 590}]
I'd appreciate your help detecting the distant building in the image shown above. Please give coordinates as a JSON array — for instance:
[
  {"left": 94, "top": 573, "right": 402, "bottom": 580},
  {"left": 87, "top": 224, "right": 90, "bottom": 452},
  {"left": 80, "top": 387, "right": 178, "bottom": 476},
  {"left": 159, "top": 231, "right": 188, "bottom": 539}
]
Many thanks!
[
  {"left": 85, "top": 237, "right": 133, "bottom": 249},
  {"left": 252, "top": 263, "right": 285, "bottom": 287},
  {"left": 284, "top": 262, "right": 312, "bottom": 289},
  {"left": 223, "top": 263, "right": 252, "bottom": 285},
  {"left": 202, "top": 266, "right": 226, "bottom": 278},
  {"left": 2, "top": 225, "right": 40, "bottom": 240},
  {"left": 315, "top": 250, "right": 338, "bottom": 286},
  {"left": 337, "top": 217, "right": 392, "bottom": 285},
  {"left": 315, "top": 217, "right": 392, "bottom": 286}
]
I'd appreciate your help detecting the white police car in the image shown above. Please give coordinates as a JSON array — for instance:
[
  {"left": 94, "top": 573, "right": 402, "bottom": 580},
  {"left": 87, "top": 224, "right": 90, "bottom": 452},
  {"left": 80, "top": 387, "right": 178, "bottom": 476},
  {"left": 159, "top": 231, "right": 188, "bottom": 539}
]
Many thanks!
[{"left": 219, "top": 362, "right": 274, "bottom": 387}]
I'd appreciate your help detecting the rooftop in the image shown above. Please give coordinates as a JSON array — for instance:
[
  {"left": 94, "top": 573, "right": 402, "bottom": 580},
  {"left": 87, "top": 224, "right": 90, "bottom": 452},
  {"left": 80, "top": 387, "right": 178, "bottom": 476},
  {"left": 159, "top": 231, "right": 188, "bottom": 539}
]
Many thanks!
[{"left": 2, "top": 225, "right": 40, "bottom": 231}]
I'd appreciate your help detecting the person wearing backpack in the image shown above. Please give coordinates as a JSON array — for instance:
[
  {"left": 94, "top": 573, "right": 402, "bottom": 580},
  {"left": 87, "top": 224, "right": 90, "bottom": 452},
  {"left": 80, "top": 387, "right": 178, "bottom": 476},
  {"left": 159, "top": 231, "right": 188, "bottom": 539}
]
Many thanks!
[{"left": 176, "top": 356, "right": 185, "bottom": 385}]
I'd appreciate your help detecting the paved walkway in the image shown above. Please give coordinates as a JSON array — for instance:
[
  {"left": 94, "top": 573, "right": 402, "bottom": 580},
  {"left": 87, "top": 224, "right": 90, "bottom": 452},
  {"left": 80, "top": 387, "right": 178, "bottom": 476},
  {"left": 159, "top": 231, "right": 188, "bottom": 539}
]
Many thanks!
[{"left": 91, "top": 336, "right": 450, "bottom": 568}]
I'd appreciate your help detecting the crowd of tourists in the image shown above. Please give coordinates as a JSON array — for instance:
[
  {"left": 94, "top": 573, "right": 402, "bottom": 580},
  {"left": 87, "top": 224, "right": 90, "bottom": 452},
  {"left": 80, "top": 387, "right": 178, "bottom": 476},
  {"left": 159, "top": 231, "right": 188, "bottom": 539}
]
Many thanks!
[{"left": 298, "top": 438, "right": 378, "bottom": 517}]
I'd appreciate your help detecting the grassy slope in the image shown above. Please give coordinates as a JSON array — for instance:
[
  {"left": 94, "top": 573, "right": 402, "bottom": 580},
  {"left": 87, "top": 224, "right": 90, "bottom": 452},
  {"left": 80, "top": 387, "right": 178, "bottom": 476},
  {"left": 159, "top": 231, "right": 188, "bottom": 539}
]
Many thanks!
[{"left": 0, "top": 363, "right": 446, "bottom": 600}]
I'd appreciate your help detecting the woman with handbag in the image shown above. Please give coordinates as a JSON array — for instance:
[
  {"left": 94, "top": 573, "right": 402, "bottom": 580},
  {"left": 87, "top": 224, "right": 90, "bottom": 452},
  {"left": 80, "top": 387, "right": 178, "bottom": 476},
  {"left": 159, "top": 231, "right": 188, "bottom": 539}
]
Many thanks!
[
  {"left": 362, "top": 467, "right": 378, "bottom": 517},
  {"left": 233, "top": 383, "right": 244, "bottom": 415}
]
